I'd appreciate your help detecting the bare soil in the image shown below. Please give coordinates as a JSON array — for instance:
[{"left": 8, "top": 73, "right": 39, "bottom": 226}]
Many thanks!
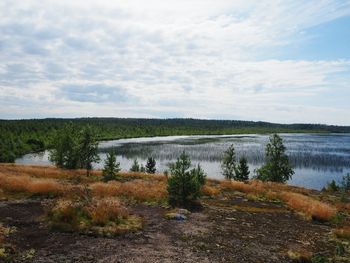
[{"left": 0, "top": 196, "right": 337, "bottom": 263}]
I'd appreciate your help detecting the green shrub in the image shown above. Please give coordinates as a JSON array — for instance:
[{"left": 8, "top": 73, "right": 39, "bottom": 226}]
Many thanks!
[
  {"left": 323, "top": 180, "right": 339, "bottom": 192},
  {"left": 311, "top": 255, "right": 329, "bottom": 263},
  {"left": 130, "top": 159, "right": 140, "bottom": 172},
  {"left": 102, "top": 151, "right": 121, "bottom": 182},
  {"left": 340, "top": 174, "right": 350, "bottom": 191},
  {"left": 167, "top": 152, "right": 206, "bottom": 207}
]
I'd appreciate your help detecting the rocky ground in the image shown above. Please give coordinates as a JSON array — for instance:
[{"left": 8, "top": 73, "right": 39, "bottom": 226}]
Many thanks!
[{"left": 0, "top": 194, "right": 340, "bottom": 263}]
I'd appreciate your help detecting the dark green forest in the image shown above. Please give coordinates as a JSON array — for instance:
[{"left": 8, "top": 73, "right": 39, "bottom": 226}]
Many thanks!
[{"left": 1, "top": 117, "right": 350, "bottom": 163}]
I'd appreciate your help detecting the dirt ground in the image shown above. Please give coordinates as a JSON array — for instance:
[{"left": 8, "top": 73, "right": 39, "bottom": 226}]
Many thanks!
[{"left": 0, "top": 196, "right": 338, "bottom": 263}]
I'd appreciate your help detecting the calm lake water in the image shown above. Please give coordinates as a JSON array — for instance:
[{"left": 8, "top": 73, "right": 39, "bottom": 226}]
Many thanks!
[{"left": 16, "top": 134, "right": 350, "bottom": 190}]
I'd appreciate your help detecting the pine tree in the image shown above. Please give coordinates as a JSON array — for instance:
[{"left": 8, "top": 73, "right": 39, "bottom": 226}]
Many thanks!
[
  {"left": 256, "top": 134, "right": 294, "bottom": 183},
  {"left": 102, "top": 151, "right": 121, "bottom": 182},
  {"left": 167, "top": 151, "right": 202, "bottom": 207},
  {"left": 49, "top": 123, "right": 79, "bottom": 169},
  {"left": 221, "top": 144, "right": 236, "bottom": 180},
  {"left": 191, "top": 164, "right": 206, "bottom": 186},
  {"left": 78, "top": 125, "right": 100, "bottom": 176},
  {"left": 235, "top": 156, "right": 250, "bottom": 182},
  {"left": 145, "top": 157, "right": 156, "bottom": 174},
  {"left": 49, "top": 123, "right": 100, "bottom": 173}
]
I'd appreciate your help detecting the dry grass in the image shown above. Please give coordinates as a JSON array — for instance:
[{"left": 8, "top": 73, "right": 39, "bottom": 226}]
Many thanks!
[
  {"left": 90, "top": 179, "right": 167, "bottom": 203},
  {"left": 0, "top": 164, "right": 167, "bottom": 184},
  {"left": 278, "top": 191, "right": 337, "bottom": 221},
  {"left": 0, "top": 164, "right": 100, "bottom": 182},
  {"left": 202, "top": 185, "right": 220, "bottom": 197},
  {"left": 48, "top": 197, "right": 142, "bottom": 236},
  {"left": 0, "top": 164, "right": 341, "bottom": 222},
  {"left": 333, "top": 227, "right": 350, "bottom": 240},
  {"left": 220, "top": 180, "right": 337, "bottom": 221},
  {"left": 118, "top": 172, "right": 166, "bottom": 182},
  {"left": 86, "top": 198, "right": 129, "bottom": 225},
  {"left": 220, "top": 180, "right": 311, "bottom": 196},
  {"left": 0, "top": 173, "right": 65, "bottom": 196}
]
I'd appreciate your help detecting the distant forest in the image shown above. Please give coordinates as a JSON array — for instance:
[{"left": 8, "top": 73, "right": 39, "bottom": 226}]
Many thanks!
[{"left": 1, "top": 117, "right": 350, "bottom": 163}]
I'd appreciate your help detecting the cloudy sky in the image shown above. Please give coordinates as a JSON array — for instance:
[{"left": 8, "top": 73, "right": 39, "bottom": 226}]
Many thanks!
[{"left": 1, "top": 0, "right": 350, "bottom": 125}]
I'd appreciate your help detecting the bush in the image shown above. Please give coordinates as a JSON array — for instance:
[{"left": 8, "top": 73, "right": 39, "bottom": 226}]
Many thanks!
[
  {"left": 323, "top": 180, "right": 339, "bottom": 192},
  {"left": 167, "top": 152, "right": 205, "bottom": 207},
  {"left": 256, "top": 134, "right": 294, "bottom": 183},
  {"left": 340, "top": 174, "right": 350, "bottom": 191},
  {"left": 48, "top": 197, "right": 142, "bottom": 236},
  {"left": 130, "top": 159, "right": 140, "bottom": 172},
  {"left": 102, "top": 151, "right": 121, "bottom": 182}
]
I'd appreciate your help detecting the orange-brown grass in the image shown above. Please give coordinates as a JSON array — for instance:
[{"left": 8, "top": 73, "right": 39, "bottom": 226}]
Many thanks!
[
  {"left": 0, "top": 164, "right": 168, "bottom": 184},
  {"left": 220, "top": 180, "right": 264, "bottom": 195},
  {"left": 0, "top": 164, "right": 100, "bottom": 182},
  {"left": 278, "top": 191, "right": 337, "bottom": 221},
  {"left": 86, "top": 198, "right": 129, "bottom": 225},
  {"left": 48, "top": 197, "right": 142, "bottom": 236},
  {"left": 333, "top": 227, "right": 350, "bottom": 240},
  {"left": 118, "top": 172, "right": 167, "bottom": 182},
  {"left": 220, "top": 180, "right": 311, "bottom": 195},
  {"left": 202, "top": 185, "right": 220, "bottom": 197},
  {"left": 220, "top": 180, "right": 337, "bottom": 221},
  {"left": 335, "top": 200, "right": 350, "bottom": 212},
  {"left": 90, "top": 179, "right": 167, "bottom": 203},
  {"left": 0, "top": 173, "right": 65, "bottom": 195}
]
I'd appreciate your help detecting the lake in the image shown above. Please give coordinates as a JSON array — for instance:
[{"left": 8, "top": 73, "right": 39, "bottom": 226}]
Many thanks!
[{"left": 16, "top": 133, "right": 350, "bottom": 190}]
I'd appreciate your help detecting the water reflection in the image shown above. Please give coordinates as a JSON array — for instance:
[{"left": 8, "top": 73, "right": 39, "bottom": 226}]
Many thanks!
[{"left": 16, "top": 134, "right": 350, "bottom": 190}]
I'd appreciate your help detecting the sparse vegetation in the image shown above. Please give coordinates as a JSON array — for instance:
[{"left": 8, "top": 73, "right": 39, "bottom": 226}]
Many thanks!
[
  {"left": 323, "top": 180, "right": 340, "bottom": 192},
  {"left": 220, "top": 180, "right": 338, "bottom": 221},
  {"left": 0, "top": 163, "right": 348, "bottom": 262},
  {"left": 333, "top": 227, "right": 350, "bottom": 240},
  {"left": 48, "top": 197, "right": 142, "bottom": 236}
]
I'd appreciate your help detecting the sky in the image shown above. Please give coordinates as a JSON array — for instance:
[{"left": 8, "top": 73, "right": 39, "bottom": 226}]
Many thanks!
[{"left": 0, "top": 0, "right": 350, "bottom": 125}]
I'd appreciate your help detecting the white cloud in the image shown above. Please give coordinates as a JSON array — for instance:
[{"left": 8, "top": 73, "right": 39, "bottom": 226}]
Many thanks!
[{"left": 0, "top": 0, "right": 350, "bottom": 124}]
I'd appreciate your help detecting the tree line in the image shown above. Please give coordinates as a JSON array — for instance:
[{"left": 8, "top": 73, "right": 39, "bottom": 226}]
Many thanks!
[{"left": 1, "top": 118, "right": 349, "bottom": 163}]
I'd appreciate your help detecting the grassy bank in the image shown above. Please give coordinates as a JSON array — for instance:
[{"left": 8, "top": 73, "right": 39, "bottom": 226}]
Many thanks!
[{"left": 0, "top": 164, "right": 349, "bottom": 262}]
